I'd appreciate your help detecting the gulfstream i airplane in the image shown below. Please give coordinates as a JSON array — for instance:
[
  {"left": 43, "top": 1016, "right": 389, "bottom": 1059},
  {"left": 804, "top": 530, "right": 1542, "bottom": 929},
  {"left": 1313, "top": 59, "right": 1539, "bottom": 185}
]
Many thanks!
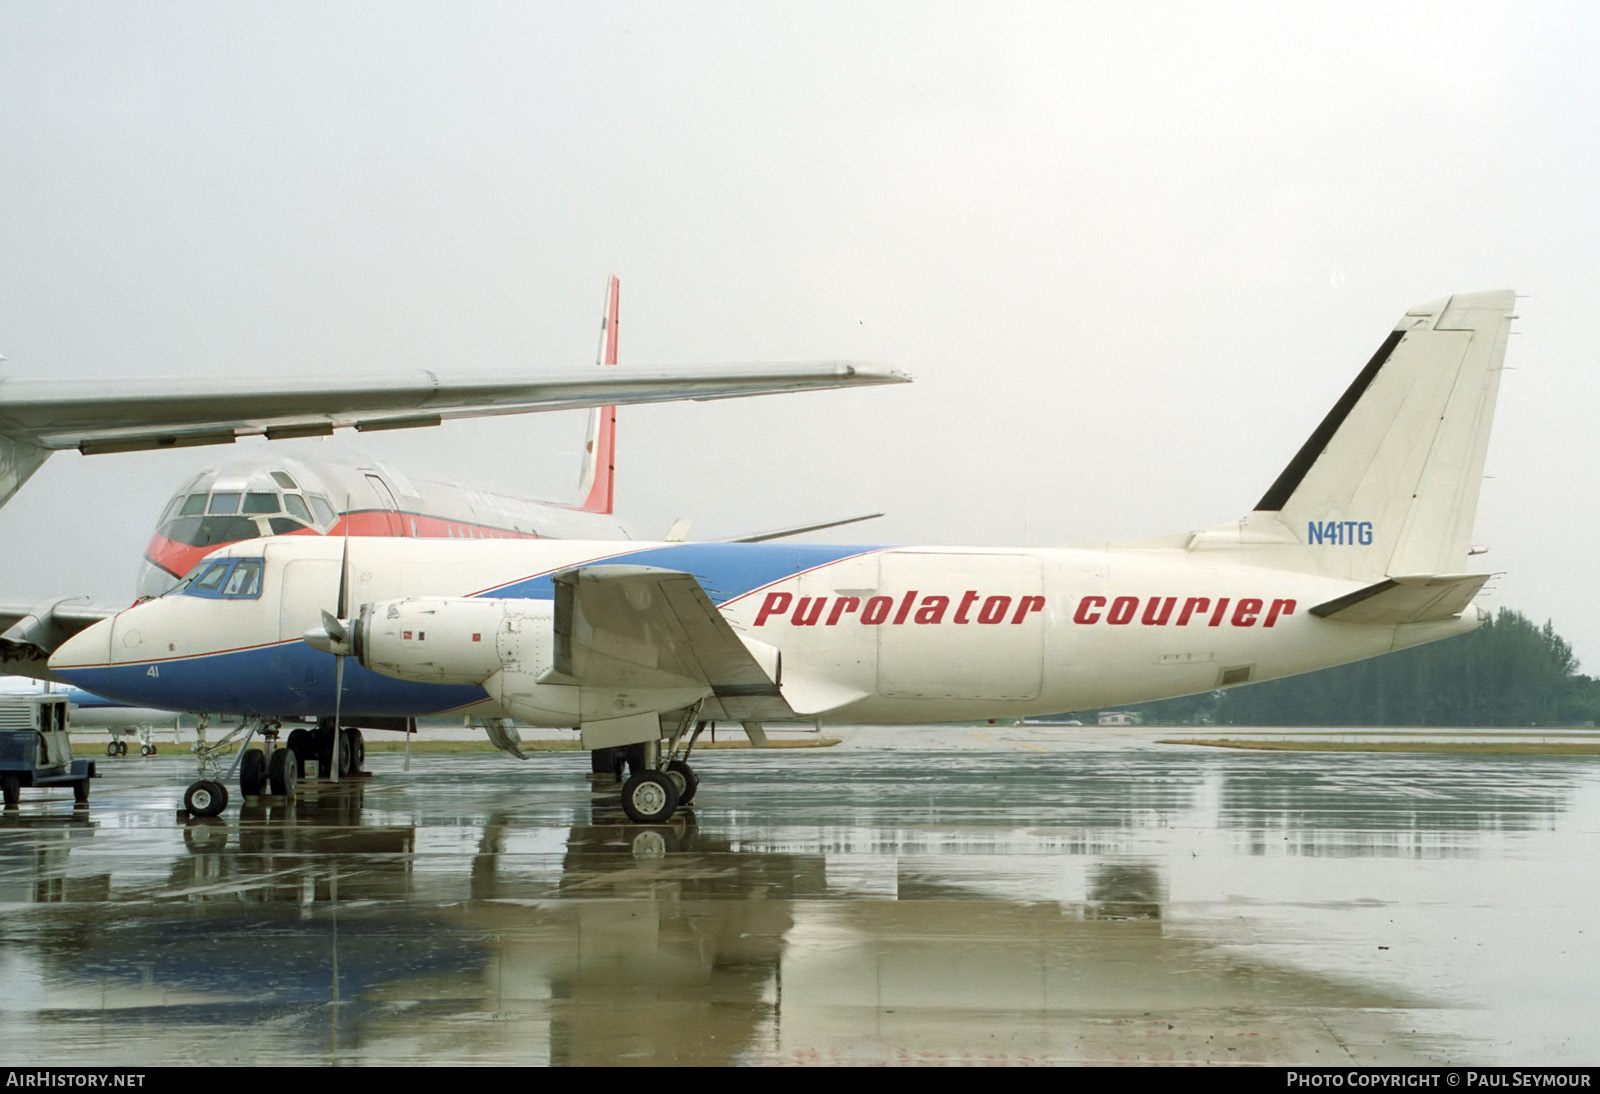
[{"left": 51, "top": 291, "right": 1516, "bottom": 822}]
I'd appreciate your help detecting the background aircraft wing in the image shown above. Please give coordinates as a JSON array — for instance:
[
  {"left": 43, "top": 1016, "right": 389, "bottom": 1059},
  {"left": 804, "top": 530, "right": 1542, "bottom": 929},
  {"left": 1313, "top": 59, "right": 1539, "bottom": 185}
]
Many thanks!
[
  {"left": 0, "top": 597, "right": 120, "bottom": 681},
  {"left": 0, "top": 361, "right": 908, "bottom": 455}
]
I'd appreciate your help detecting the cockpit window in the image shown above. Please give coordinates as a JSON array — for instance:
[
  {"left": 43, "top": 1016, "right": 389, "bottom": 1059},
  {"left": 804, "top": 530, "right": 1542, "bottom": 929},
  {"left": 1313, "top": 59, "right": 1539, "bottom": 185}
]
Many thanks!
[
  {"left": 180, "top": 494, "right": 207, "bottom": 517},
  {"left": 175, "top": 557, "right": 266, "bottom": 600},
  {"left": 223, "top": 560, "right": 263, "bottom": 597},
  {"left": 208, "top": 492, "right": 241, "bottom": 515},
  {"left": 192, "top": 563, "right": 230, "bottom": 592},
  {"left": 242, "top": 492, "right": 279, "bottom": 514},
  {"left": 158, "top": 515, "right": 260, "bottom": 548},
  {"left": 285, "top": 494, "right": 312, "bottom": 523},
  {"left": 308, "top": 496, "right": 336, "bottom": 526},
  {"left": 271, "top": 471, "right": 298, "bottom": 489}
]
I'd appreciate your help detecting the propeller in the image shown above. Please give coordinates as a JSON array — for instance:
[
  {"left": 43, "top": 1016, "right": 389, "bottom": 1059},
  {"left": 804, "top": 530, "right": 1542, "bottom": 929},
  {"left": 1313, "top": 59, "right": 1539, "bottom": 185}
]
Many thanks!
[{"left": 301, "top": 506, "right": 355, "bottom": 783}]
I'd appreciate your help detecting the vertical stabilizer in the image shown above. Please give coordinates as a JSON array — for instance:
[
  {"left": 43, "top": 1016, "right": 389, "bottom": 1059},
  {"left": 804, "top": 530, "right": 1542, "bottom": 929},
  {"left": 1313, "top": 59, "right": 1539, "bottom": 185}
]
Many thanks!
[
  {"left": 1223, "top": 291, "right": 1515, "bottom": 582},
  {"left": 573, "top": 275, "right": 620, "bottom": 514}
]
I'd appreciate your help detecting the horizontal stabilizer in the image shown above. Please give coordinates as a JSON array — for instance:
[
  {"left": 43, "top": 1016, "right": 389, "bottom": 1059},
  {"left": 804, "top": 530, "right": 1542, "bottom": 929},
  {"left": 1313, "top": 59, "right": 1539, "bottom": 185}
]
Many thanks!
[
  {"left": 1309, "top": 574, "right": 1490, "bottom": 625},
  {"left": 549, "top": 564, "right": 797, "bottom": 721}
]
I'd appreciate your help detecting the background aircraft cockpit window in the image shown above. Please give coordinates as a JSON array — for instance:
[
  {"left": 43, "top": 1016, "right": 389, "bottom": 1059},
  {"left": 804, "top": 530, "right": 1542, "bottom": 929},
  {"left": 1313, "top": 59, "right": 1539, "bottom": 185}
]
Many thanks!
[
  {"left": 285, "top": 495, "right": 313, "bottom": 523},
  {"left": 179, "top": 494, "right": 207, "bottom": 517},
  {"left": 207, "top": 492, "right": 241, "bottom": 515},
  {"left": 270, "top": 471, "right": 298, "bottom": 489},
  {"left": 158, "top": 515, "right": 259, "bottom": 547},
  {"left": 308, "top": 496, "right": 336, "bottom": 526},
  {"left": 242, "top": 492, "right": 279, "bottom": 514}
]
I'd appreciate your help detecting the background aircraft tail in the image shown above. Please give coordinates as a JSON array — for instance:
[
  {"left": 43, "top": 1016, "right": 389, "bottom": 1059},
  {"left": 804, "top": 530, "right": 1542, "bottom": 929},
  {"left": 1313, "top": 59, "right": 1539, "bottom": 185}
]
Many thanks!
[
  {"left": 572, "top": 275, "right": 620, "bottom": 514},
  {"left": 1194, "top": 291, "right": 1515, "bottom": 583}
]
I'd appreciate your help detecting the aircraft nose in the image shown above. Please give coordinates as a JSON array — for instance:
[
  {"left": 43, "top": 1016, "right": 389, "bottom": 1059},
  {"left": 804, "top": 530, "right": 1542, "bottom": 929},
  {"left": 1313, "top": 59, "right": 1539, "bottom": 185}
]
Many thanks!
[{"left": 49, "top": 616, "right": 115, "bottom": 695}]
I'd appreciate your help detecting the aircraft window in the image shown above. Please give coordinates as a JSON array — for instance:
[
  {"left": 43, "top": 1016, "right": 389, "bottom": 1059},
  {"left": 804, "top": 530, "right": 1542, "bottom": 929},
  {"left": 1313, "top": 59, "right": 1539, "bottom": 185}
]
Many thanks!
[
  {"left": 208, "top": 492, "right": 241, "bottom": 515},
  {"left": 285, "top": 494, "right": 312, "bottom": 523},
  {"left": 222, "top": 560, "right": 263, "bottom": 598},
  {"left": 159, "top": 516, "right": 261, "bottom": 547},
  {"left": 309, "top": 496, "right": 336, "bottom": 525},
  {"left": 242, "top": 492, "right": 279, "bottom": 514},
  {"left": 180, "top": 494, "right": 207, "bottom": 516},
  {"left": 271, "top": 471, "right": 298, "bottom": 489},
  {"left": 191, "top": 562, "right": 231, "bottom": 593},
  {"left": 268, "top": 517, "right": 307, "bottom": 535}
]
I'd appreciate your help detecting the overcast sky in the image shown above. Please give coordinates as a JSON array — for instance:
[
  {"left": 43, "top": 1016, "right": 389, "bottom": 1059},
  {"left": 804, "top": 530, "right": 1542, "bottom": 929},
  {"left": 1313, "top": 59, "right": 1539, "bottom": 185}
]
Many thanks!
[{"left": 3, "top": 2, "right": 1598, "bottom": 670}]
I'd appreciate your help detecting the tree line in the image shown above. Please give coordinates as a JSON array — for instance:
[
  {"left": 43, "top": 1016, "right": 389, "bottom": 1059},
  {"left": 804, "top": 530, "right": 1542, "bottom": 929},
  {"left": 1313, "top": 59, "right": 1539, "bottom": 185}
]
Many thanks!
[{"left": 1081, "top": 609, "right": 1600, "bottom": 727}]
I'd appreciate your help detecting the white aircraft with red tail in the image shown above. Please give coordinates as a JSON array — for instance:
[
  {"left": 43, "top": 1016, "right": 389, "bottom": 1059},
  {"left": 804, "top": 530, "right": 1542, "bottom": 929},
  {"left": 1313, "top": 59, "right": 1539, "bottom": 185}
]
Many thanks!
[{"left": 50, "top": 292, "right": 1517, "bottom": 822}]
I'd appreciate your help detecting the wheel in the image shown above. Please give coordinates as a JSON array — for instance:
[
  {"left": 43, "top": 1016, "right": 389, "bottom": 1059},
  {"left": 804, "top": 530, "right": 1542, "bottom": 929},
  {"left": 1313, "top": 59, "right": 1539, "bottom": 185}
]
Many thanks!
[
  {"left": 590, "top": 747, "right": 625, "bottom": 779},
  {"left": 2, "top": 773, "right": 20, "bottom": 808},
  {"left": 621, "top": 742, "right": 655, "bottom": 780},
  {"left": 106, "top": 741, "right": 118, "bottom": 757},
  {"left": 286, "top": 728, "right": 311, "bottom": 778},
  {"left": 620, "top": 770, "right": 680, "bottom": 824},
  {"left": 73, "top": 779, "right": 90, "bottom": 804},
  {"left": 664, "top": 759, "right": 699, "bottom": 806},
  {"left": 268, "top": 747, "right": 298, "bottom": 798},
  {"left": 347, "top": 728, "right": 364, "bottom": 773},
  {"left": 140, "top": 744, "right": 153, "bottom": 756},
  {"left": 184, "top": 779, "right": 228, "bottom": 817},
  {"left": 117, "top": 739, "right": 128, "bottom": 756},
  {"left": 239, "top": 749, "right": 267, "bottom": 796},
  {"left": 334, "top": 731, "right": 353, "bottom": 777}
]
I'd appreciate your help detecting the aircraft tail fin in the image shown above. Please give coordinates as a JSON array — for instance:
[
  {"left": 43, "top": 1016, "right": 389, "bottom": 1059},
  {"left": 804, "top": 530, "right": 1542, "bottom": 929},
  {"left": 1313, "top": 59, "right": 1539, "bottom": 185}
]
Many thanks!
[
  {"left": 573, "top": 275, "right": 620, "bottom": 514},
  {"left": 1196, "top": 291, "right": 1516, "bottom": 583}
]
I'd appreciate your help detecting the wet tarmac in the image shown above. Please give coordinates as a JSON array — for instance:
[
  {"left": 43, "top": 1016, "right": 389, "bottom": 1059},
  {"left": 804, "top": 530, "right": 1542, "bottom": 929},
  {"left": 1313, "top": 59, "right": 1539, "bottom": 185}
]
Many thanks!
[{"left": 1, "top": 724, "right": 1597, "bottom": 1066}]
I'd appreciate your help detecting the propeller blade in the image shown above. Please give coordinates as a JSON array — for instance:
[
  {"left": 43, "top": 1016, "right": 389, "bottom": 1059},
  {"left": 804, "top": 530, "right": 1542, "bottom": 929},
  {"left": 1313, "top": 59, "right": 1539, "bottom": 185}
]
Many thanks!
[{"left": 330, "top": 652, "right": 344, "bottom": 785}]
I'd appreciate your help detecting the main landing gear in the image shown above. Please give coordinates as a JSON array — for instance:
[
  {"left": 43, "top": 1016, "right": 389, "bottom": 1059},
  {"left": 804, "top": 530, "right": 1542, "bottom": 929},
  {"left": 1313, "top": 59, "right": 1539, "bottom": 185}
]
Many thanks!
[
  {"left": 181, "top": 718, "right": 367, "bottom": 816},
  {"left": 614, "top": 710, "right": 708, "bottom": 824}
]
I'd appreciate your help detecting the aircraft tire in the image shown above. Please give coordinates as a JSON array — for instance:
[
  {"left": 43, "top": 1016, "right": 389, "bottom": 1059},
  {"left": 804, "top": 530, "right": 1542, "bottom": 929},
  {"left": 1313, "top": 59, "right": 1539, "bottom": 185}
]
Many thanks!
[
  {"left": 664, "top": 760, "right": 698, "bottom": 806},
  {"left": 623, "top": 743, "right": 650, "bottom": 779},
  {"left": 590, "top": 747, "right": 626, "bottom": 779},
  {"left": 621, "top": 770, "right": 680, "bottom": 824},
  {"left": 184, "top": 780, "right": 228, "bottom": 817},
  {"left": 286, "top": 729, "right": 311, "bottom": 778},
  {"left": 268, "top": 748, "right": 297, "bottom": 798},
  {"left": 2, "top": 774, "right": 20, "bottom": 808},
  {"left": 117, "top": 740, "right": 128, "bottom": 756},
  {"left": 345, "top": 728, "right": 364, "bottom": 774},
  {"left": 239, "top": 749, "right": 267, "bottom": 796},
  {"left": 106, "top": 741, "right": 117, "bottom": 757}
]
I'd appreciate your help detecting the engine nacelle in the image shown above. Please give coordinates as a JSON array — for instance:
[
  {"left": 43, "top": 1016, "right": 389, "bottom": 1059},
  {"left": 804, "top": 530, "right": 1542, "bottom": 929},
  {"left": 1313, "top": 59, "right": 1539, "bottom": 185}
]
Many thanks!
[{"left": 357, "top": 597, "right": 553, "bottom": 686}]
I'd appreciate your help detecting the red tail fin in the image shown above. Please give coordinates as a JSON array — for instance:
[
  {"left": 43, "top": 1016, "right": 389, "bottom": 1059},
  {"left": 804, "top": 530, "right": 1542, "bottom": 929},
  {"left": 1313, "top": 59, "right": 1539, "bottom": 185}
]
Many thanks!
[{"left": 574, "top": 275, "right": 619, "bottom": 514}]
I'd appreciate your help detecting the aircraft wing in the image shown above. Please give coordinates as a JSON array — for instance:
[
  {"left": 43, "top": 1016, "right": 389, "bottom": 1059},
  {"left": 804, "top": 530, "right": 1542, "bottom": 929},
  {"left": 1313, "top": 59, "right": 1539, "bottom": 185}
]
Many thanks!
[
  {"left": 546, "top": 564, "right": 796, "bottom": 722},
  {"left": 0, "top": 361, "right": 908, "bottom": 455},
  {"left": 0, "top": 597, "right": 120, "bottom": 681}
]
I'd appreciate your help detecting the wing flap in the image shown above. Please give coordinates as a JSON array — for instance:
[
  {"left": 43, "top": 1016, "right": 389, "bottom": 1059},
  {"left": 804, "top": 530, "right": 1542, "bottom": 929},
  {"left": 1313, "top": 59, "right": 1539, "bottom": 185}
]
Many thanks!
[
  {"left": 549, "top": 565, "right": 797, "bottom": 721},
  {"left": 1310, "top": 574, "right": 1490, "bottom": 625}
]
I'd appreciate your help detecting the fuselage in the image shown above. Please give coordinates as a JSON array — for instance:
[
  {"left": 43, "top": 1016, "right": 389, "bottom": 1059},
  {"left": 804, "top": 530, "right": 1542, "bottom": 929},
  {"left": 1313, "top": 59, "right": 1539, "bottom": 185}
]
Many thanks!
[{"left": 53, "top": 536, "right": 1480, "bottom": 726}]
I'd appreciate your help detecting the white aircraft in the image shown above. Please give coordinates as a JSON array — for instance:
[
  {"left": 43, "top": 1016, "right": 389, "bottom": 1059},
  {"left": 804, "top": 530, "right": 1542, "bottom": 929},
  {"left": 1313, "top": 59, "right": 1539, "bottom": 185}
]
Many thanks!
[{"left": 49, "top": 291, "right": 1517, "bottom": 823}]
